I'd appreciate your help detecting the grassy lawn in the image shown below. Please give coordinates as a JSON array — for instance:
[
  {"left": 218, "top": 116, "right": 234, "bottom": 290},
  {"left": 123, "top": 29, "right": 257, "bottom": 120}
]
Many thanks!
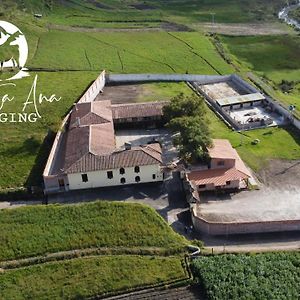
[
  {"left": 0, "top": 255, "right": 186, "bottom": 299},
  {"left": 0, "top": 201, "right": 187, "bottom": 261},
  {"left": 192, "top": 253, "right": 300, "bottom": 300},
  {"left": 137, "top": 82, "right": 195, "bottom": 102}
]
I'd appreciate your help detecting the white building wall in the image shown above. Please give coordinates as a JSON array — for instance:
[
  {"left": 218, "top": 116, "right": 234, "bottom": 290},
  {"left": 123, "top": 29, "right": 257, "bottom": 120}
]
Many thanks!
[{"left": 67, "top": 164, "right": 163, "bottom": 190}]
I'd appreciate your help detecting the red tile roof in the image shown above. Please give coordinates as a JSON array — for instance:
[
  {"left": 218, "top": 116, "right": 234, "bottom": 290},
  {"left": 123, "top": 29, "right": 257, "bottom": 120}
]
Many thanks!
[
  {"left": 111, "top": 101, "right": 167, "bottom": 119},
  {"left": 188, "top": 139, "right": 251, "bottom": 187},
  {"left": 64, "top": 100, "right": 163, "bottom": 174},
  {"left": 209, "top": 139, "right": 251, "bottom": 177},
  {"left": 65, "top": 144, "right": 162, "bottom": 174},
  {"left": 188, "top": 167, "right": 249, "bottom": 187}
]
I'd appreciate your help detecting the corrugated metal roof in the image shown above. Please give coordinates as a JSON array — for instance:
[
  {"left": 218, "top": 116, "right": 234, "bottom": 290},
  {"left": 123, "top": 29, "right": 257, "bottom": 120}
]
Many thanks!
[{"left": 217, "top": 93, "right": 265, "bottom": 107}]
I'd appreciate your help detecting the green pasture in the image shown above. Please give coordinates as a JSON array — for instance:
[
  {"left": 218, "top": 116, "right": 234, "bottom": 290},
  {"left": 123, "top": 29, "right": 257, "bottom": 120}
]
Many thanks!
[
  {"left": 0, "top": 201, "right": 186, "bottom": 261},
  {"left": 0, "top": 256, "right": 186, "bottom": 299},
  {"left": 28, "top": 30, "right": 233, "bottom": 74},
  {"left": 192, "top": 252, "right": 300, "bottom": 300}
]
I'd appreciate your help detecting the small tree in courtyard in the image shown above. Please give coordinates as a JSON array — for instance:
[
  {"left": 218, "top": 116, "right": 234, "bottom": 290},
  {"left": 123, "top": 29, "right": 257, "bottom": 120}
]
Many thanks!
[{"left": 163, "top": 93, "right": 212, "bottom": 162}]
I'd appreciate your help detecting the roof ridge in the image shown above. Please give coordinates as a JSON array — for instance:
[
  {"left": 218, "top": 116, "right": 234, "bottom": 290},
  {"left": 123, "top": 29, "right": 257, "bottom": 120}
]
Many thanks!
[{"left": 91, "top": 102, "right": 111, "bottom": 123}]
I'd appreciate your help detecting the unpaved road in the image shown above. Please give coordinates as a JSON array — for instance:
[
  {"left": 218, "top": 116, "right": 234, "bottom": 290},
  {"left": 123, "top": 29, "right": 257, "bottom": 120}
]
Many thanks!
[{"left": 196, "top": 22, "right": 293, "bottom": 35}]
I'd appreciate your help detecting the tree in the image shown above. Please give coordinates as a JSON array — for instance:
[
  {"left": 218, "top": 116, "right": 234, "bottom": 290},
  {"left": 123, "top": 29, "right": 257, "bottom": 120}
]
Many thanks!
[
  {"left": 163, "top": 93, "right": 206, "bottom": 121},
  {"left": 164, "top": 94, "right": 212, "bottom": 162}
]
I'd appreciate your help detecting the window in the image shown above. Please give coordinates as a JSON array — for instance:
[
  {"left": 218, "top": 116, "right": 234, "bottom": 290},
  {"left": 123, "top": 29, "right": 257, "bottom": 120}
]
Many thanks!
[
  {"left": 81, "top": 174, "right": 88, "bottom": 182},
  {"left": 198, "top": 184, "right": 206, "bottom": 189},
  {"left": 226, "top": 181, "right": 231, "bottom": 185},
  {"left": 152, "top": 174, "right": 156, "bottom": 180},
  {"left": 135, "top": 176, "right": 140, "bottom": 183},
  {"left": 107, "top": 171, "right": 113, "bottom": 179},
  {"left": 217, "top": 161, "right": 225, "bottom": 166},
  {"left": 134, "top": 166, "right": 140, "bottom": 173},
  {"left": 120, "top": 177, "right": 126, "bottom": 184},
  {"left": 120, "top": 168, "right": 125, "bottom": 175}
]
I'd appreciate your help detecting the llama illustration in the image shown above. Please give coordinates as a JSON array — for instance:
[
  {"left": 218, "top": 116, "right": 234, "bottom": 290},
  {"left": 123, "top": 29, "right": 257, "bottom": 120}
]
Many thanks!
[{"left": 0, "top": 27, "right": 22, "bottom": 71}]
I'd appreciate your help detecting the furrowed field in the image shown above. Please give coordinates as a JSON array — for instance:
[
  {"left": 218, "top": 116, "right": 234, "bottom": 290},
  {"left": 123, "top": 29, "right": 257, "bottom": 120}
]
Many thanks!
[
  {"left": 0, "top": 256, "right": 187, "bottom": 299},
  {"left": 0, "top": 201, "right": 187, "bottom": 261},
  {"left": 192, "top": 253, "right": 300, "bottom": 300}
]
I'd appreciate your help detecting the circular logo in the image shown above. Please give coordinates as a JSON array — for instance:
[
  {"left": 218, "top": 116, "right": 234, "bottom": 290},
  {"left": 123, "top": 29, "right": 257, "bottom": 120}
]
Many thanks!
[{"left": 0, "top": 20, "right": 29, "bottom": 81}]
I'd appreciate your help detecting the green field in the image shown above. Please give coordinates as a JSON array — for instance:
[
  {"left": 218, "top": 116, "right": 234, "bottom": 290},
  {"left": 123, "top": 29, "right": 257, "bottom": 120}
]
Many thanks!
[
  {"left": 28, "top": 30, "right": 232, "bottom": 74},
  {"left": 0, "top": 256, "right": 186, "bottom": 299},
  {"left": 192, "top": 253, "right": 300, "bottom": 300},
  {"left": 0, "top": 201, "right": 186, "bottom": 261}
]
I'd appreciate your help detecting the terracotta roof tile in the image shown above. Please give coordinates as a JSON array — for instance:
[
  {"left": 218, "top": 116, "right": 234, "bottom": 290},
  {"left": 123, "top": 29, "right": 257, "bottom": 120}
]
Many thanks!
[
  {"left": 111, "top": 101, "right": 167, "bottom": 119},
  {"left": 188, "top": 167, "right": 249, "bottom": 187},
  {"left": 64, "top": 99, "right": 163, "bottom": 174},
  {"left": 66, "top": 143, "right": 162, "bottom": 174}
]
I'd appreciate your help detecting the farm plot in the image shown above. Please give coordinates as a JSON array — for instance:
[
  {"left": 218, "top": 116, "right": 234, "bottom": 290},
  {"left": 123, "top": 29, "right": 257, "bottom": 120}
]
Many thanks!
[
  {"left": 29, "top": 30, "right": 233, "bottom": 74},
  {"left": 0, "top": 256, "right": 186, "bottom": 300},
  {"left": 192, "top": 253, "right": 300, "bottom": 300},
  {"left": 0, "top": 201, "right": 186, "bottom": 261}
]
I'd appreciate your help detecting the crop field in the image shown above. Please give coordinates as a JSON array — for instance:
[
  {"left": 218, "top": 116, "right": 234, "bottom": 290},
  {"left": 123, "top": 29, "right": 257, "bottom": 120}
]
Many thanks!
[
  {"left": 28, "top": 30, "right": 233, "bottom": 74},
  {"left": 0, "top": 201, "right": 186, "bottom": 261},
  {"left": 0, "top": 256, "right": 186, "bottom": 299},
  {"left": 192, "top": 253, "right": 300, "bottom": 300}
]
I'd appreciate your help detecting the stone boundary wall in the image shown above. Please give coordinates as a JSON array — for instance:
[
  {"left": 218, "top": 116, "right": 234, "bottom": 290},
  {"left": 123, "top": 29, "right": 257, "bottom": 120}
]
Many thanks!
[
  {"left": 106, "top": 73, "right": 229, "bottom": 84},
  {"left": 191, "top": 206, "right": 300, "bottom": 235},
  {"left": 79, "top": 70, "right": 106, "bottom": 103}
]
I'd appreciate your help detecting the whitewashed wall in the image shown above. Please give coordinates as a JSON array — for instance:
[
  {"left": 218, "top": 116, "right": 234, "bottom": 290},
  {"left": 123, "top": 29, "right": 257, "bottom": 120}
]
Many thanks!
[{"left": 67, "top": 164, "right": 163, "bottom": 190}]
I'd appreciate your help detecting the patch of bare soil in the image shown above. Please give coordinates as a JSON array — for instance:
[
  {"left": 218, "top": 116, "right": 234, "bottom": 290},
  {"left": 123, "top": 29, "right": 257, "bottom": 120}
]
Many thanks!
[
  {"left": 96, "top": 84, "right": 143, "bottom": 104},
  {"left": 258, "top": 159, "right": 300, "bottom": 188},
  {"left": 197, "top": 22, "right": 292, "bottom": 36}
]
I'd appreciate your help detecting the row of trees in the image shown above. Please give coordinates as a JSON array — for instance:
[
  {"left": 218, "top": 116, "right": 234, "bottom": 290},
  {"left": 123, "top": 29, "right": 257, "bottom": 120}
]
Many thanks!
[{"left": 163, "top": 93, "right": 212, "bottom": 162}]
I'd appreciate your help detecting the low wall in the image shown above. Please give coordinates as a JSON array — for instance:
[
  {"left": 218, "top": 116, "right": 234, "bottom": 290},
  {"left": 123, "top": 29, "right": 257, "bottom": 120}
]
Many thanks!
[
  {"left": 191, "top": 206, "right": 300, "bottom": 235},
  {"left": 79, "top": 70, "right": 106, "bottom": 103},
  {"left": 106, "top": 73, "right": 229, "bottom": 84}
]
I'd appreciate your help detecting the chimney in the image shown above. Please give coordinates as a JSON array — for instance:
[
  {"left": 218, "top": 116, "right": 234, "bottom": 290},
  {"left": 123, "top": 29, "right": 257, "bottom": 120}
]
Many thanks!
[{"left": 125, "top": 142, "right": 131, "bottom": 150}]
